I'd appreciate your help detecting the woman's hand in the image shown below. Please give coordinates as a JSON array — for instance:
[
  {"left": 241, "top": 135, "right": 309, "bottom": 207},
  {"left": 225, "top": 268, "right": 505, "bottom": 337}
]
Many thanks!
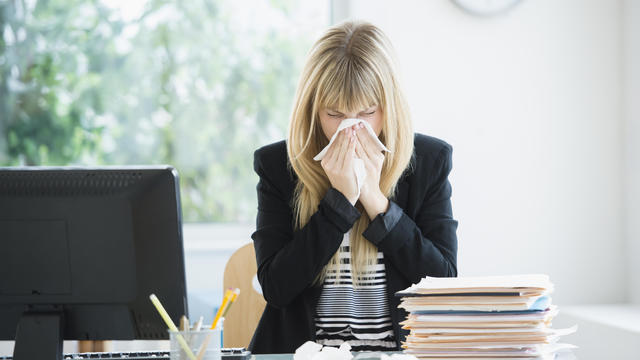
[
  {"left": 354, "top": 122, "right": 389, "bottom": 219},
  {"left": 321, "top": 127, "right": 359, "bottom": 205}
]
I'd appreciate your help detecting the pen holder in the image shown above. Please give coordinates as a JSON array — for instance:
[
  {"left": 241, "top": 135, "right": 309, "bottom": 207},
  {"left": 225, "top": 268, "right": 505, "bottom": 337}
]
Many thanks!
[{"left": 169, "top": 324, "right": 222, "bottom": 360}]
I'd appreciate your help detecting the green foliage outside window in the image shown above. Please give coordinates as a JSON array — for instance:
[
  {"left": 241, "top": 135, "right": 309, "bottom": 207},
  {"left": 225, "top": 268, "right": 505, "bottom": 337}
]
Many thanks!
[{"left": 0, "top": 0, "right": 328, "bottom": 222}]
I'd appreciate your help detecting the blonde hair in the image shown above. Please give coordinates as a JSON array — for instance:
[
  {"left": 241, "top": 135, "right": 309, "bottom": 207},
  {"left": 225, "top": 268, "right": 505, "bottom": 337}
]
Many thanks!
[{"left": 287, "top": 21, "right": 414, "bottom": 286}]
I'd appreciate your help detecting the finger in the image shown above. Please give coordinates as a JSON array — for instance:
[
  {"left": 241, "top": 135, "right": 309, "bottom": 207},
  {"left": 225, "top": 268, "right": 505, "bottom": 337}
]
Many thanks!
[
  {"left": 360, "top": 123, "right": 379, "bottom": 152},
  {"left": 355, "top": 126, "right": 377, "bottom": 163},
  {"left": 362, "top": 126, "right": 384, "bottom": 161},
  {"left": 336, "top": 128, "right": 351, "bottom": 169},
  {"left": 354, "top": 137, "right": 366, "bottom": 162},
  {"left": 355, "top": 123, "right": 370, "bottom": 147},
  {"left": 355, "top": 138, "right": 377, "bottom": 174},
  {"left": 343, "top": 132, "right": 356, "bottom": 170}
]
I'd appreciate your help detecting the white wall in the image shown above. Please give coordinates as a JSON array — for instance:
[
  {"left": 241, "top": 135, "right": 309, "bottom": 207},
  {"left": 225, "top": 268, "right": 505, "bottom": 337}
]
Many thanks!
[
  {"left": 345, "top": 0, "right": 625, "bottom": 305},
  {"left": 623, "top": 0, "right": 640, "bottom": 305}
]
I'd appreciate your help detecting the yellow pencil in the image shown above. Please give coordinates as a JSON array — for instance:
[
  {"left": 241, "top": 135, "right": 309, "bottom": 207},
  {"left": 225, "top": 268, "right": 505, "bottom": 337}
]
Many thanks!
[
  {"left": 210, "top": 289, "right": 233, "bottom": 330},
  {"left": 149, "top": 294, "right": 197, "bottom": 360},
  {"left": 221, "top": 288, "right": 240, "bottom": 318},
  {"left": 196, "top": 288, "right": 241, "bottom": 360}
]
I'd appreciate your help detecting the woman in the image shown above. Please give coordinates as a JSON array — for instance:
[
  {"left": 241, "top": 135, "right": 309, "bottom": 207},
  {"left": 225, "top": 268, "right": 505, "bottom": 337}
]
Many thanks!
[{"left": 249, "top": 21, "right": 458, "bottom": 354}]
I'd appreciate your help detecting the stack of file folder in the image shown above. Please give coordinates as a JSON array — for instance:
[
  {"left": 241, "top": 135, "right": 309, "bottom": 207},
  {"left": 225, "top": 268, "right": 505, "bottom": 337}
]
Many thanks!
[{"left": 397, "top": 274, "right": 576, "bottom": 359}]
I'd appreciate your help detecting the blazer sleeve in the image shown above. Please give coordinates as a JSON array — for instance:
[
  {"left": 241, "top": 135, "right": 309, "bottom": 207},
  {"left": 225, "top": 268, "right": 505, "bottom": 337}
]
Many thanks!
[
  {"left": 251, "top": 148, "right": 362, "bottom": 308},
  {"left": 362, "top": 144, "right": 458, "bottom": 282}
]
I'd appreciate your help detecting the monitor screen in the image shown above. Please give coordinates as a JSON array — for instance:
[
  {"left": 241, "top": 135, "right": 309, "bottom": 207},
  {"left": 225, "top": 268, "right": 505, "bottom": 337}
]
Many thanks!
[{"left": 0, "top": 166, "right": 188, "bottom": 360}]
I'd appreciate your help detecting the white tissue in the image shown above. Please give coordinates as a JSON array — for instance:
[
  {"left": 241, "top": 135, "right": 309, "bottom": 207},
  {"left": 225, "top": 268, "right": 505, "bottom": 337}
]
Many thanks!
[
  {"left": 379, "top": 354, "right": 419, "bottom": 360},
  {"left": 294, "top": 341, "right": 353, "bottom": 360},
  {"left": 294, "top": 341, "right": 323, "bottom": 360},
  {"left": 293, "top": 341, "right": 419, "bottom": 360},
  {"left": 313, "top": 118, "right": 390, "bottom": 199}
]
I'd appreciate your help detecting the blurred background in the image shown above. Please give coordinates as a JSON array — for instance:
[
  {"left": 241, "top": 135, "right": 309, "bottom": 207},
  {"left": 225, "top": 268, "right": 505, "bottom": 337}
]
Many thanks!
[{"left": 1, "top": 0, "right": 639, "bottom": 358}]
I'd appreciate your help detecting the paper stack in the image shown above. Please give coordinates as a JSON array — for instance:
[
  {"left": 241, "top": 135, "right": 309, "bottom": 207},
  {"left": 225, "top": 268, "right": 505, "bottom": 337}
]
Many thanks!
[{"left": 397, "top": 274, "right": 576, "bottom": 360}]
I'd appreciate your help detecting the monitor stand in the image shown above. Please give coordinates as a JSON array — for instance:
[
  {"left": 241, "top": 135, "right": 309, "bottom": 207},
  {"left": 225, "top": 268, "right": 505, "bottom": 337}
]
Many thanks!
[{"left": 13, "top": 310, "right": 64, "bottom": 360}]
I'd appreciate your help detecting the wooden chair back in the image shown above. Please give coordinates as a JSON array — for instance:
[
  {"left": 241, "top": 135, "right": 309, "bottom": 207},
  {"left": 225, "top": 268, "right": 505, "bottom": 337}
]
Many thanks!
[{"left": 222, "top": 242, "right": 266, "bottom": 348}]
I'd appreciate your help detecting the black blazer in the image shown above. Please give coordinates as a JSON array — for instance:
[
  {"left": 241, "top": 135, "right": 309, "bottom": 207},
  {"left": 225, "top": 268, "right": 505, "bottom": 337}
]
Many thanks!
[{"left": 249, "top": 133, "right": 458, "bottom": 354}]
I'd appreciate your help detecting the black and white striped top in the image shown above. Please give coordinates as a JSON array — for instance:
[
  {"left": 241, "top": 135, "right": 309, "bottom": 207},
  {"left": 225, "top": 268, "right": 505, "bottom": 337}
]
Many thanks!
[{"left": 314, "top": 233, "right": 396, "bottom": 351}]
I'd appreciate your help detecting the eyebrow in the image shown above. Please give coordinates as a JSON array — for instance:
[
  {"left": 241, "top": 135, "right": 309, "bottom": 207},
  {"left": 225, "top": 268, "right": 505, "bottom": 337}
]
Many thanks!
[{"left": 327, "top": 106, "right": 377, "bottom": 114}]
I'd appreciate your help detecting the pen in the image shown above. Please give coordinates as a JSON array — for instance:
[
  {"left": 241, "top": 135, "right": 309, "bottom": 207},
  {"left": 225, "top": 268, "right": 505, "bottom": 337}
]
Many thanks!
[
  {"left": 221, "top": 288, "right": 240, "bottom": 318},
  {"left": 149, "top": 294, "right": 197, "bottom": 360},
  {"left": 180, "top": 315, "right": 190, "bottom": 332},
  {"left": 193, "top": 316, "right": 204, "bottom": 331}
]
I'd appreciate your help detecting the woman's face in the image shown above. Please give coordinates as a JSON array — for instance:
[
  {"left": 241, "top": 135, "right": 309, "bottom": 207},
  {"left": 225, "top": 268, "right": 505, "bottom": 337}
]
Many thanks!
[{"left": 318, "top": 105, "right": 382, "bottom": 141}]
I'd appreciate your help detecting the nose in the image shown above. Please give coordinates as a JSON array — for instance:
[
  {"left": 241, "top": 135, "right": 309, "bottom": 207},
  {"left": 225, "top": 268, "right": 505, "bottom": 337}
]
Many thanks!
[{"left": 345, "top": 113, "right": 367, "bottom": 121}]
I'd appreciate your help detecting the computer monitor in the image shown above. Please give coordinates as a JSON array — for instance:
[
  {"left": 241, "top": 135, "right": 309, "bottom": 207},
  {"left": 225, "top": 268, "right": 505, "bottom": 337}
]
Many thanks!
[{"left": 0, "top": 166, "right": 189, "bottom": 360}]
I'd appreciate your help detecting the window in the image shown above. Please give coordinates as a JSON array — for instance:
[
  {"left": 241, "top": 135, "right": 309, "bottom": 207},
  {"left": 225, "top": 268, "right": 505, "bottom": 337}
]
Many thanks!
[{"left": 0, "top": 0, "right": 330, "bottom": 223}]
